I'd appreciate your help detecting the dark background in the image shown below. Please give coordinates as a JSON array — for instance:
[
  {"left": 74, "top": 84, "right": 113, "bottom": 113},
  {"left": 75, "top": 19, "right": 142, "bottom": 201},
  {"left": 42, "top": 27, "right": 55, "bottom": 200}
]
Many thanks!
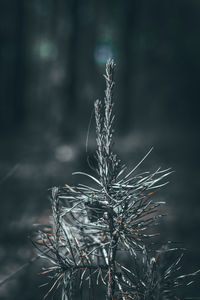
[{"left": 0, "top": 0, "right": 200, "bottom": 299}]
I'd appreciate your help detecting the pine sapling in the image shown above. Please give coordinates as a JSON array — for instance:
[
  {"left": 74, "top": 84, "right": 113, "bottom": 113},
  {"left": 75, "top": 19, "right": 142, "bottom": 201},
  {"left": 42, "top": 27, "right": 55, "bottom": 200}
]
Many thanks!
[{"left": 34, "top": 59, "right": 199, "bottom": 300}]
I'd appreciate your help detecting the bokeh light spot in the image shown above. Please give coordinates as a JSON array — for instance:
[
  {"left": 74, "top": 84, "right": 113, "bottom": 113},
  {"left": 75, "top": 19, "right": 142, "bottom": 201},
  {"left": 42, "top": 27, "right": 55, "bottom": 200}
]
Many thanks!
[
  {"left": 55, "top": 145, "right": 76, "bottom": 162},
  {"left": 33, "top": 39, "right": 57, "bottom": 60},
  {"left": 94, "top": 43, "right": 113, "bottom": 64}
]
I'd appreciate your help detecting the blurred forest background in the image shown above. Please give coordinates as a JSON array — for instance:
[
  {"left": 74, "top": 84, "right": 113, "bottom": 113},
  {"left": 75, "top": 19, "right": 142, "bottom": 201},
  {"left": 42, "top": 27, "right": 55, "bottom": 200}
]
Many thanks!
[{"left": 0, "top": 0, "right": 200, "bottom": 299}]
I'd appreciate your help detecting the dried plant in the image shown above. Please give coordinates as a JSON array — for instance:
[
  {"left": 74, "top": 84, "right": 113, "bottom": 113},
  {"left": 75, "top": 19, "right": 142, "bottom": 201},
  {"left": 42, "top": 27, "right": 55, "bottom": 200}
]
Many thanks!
[{"left": 34, "top": 60, "right": 199, "bottom": 300}]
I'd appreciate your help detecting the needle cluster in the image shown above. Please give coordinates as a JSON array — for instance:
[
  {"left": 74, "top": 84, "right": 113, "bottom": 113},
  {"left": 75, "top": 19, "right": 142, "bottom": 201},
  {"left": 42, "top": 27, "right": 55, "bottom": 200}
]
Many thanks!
[{"left": 34, "top": 60, "right": 199, "bottom": 300}]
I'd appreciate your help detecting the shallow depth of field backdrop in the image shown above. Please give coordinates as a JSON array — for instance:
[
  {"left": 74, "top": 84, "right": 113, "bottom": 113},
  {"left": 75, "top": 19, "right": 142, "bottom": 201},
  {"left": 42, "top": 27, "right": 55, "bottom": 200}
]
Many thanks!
[{"left": 0, "top": 1, "right": 200, "bottom": 299}]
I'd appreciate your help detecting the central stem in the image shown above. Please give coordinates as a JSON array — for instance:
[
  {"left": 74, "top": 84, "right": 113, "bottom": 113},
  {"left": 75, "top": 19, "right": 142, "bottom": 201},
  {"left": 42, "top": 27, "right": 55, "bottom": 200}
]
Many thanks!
[{"left": 107, "top": 213, "right": 118, "bottom": 300}]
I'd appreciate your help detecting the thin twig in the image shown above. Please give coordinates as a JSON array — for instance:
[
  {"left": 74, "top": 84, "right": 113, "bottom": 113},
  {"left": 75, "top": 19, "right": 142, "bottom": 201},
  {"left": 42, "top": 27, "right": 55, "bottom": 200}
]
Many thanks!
[
  {"left": 0, "top": 163, "right": 20, "bottom": 185},
  {"left": 0, "top": 249, "right": 50, "bottom": 287}
]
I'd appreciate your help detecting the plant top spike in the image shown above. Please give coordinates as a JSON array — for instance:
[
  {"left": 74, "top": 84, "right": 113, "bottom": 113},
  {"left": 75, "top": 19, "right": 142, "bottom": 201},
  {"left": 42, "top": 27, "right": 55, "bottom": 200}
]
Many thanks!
[{"left": 95, "top": 59, "right": 120, "bottom": 188}]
